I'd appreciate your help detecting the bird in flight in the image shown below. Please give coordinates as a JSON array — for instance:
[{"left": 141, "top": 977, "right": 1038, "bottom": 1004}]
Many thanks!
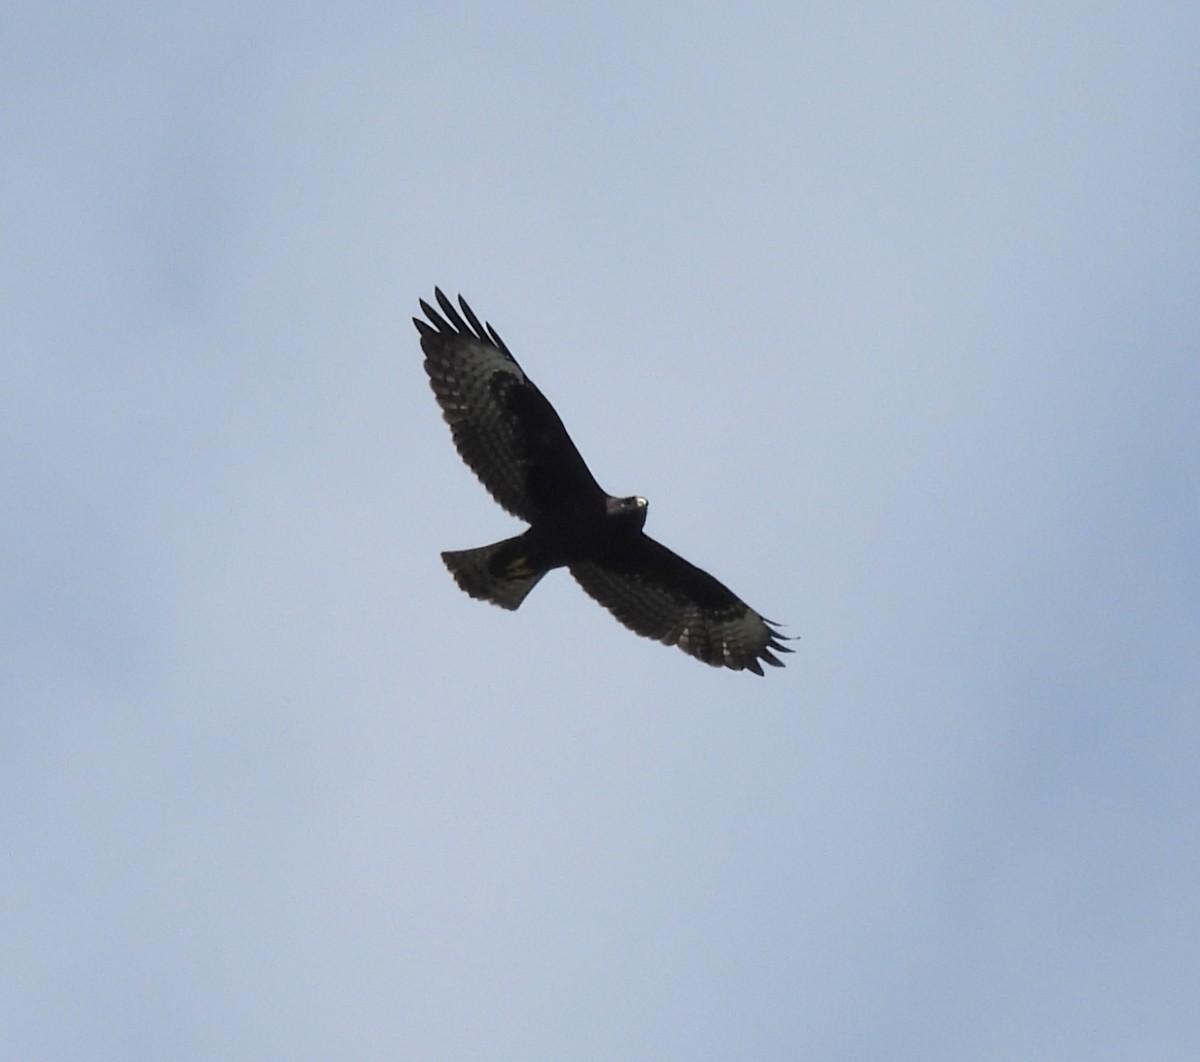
[{"left": 415, "top": 289, "right": 791, "bottom": 674}]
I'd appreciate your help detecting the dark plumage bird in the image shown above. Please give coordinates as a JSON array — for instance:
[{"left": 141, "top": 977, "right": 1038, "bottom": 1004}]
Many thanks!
[{"left": 415, "top": 289, "right": 791, "bottom": 674}]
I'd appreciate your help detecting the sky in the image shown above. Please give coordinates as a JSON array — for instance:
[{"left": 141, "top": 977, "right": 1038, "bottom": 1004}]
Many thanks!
[{"left": 4, "top": 2, "right": 1199, "bottom": 1058}]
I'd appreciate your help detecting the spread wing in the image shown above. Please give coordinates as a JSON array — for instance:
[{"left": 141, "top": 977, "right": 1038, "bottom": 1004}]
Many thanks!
[
  {"left": 415, "top": 289, "right": 604, "bottom": 522},
  {"left": 570, "top": 535, "right": 792, "bottom": 675}
]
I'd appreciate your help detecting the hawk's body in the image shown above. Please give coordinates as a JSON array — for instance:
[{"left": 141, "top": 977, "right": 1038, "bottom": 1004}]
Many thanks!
[{"left": 415, "top": 289, "right": 790, "bottom": 675}]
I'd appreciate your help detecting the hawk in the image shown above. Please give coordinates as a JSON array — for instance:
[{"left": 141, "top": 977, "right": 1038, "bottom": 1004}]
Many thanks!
[{"left": 415, "top": 289, "right": 791, "bottom": 674}]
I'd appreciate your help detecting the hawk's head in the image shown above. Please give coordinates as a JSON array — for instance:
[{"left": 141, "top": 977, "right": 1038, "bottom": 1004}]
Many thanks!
[{"left": 607, "top": 494, "right": 649, "bottom": 531}]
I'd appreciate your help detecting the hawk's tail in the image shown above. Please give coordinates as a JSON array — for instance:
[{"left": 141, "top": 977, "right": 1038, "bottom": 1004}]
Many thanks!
[{"left": 441, "top": 537, "right": 547, "bottom": 611}]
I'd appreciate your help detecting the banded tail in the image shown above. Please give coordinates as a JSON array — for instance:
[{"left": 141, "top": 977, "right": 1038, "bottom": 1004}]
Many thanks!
[{"left": 441, "top": 536, "right": 546, "bottom": 611}]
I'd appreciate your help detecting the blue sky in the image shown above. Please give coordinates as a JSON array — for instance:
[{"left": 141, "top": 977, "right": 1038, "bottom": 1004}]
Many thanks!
[{"left": 4, "top": 3, "right": 1199, "bottom": 1058}]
